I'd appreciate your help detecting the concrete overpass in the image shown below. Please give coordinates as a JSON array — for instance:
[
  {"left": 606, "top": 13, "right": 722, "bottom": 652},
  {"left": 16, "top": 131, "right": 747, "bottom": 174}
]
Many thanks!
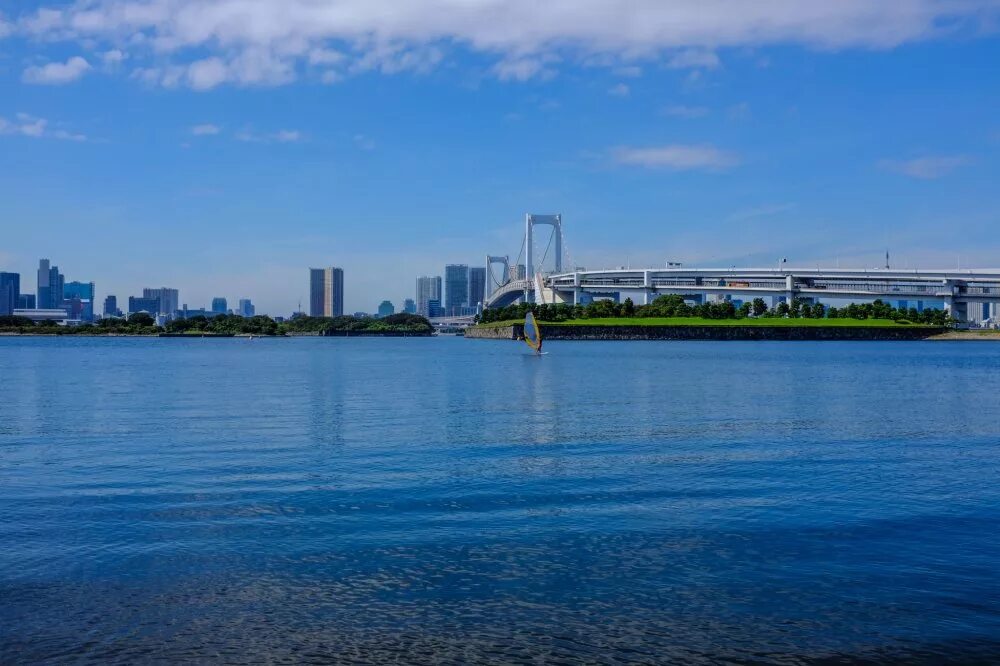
[
  {"left": 543, "top": 267, "right": 1000, "bottom": 323},
  {"left": 486, "top": 266, "right": 1000, "bottom": 323}
]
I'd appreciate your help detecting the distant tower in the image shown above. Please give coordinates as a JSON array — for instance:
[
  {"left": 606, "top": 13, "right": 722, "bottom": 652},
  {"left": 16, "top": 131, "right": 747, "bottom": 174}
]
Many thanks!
[
  {"left": 885, "top": 250, "right": 890, "bottom": 270},
  {"left": 309, "top": 267, "right": 344, "bottom": 317},
  {"left": 211, "top": 297, "right": 228, "bottom": 314}
]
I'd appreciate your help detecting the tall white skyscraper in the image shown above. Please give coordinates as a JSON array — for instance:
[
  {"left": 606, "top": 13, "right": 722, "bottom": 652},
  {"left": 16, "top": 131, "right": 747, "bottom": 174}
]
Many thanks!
[{"left": 415, "top": 276, "right": 442, "bottom": 318}]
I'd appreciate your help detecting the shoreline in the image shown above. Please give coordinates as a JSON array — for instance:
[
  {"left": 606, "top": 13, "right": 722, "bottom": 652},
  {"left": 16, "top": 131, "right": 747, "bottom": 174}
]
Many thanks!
[{"left": 467, "top": 323, "right": 951, "bottom": 341}]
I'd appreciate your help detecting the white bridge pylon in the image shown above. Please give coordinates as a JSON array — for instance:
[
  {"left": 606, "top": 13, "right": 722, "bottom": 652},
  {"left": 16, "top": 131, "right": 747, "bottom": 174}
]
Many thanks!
[
  {"left": 486, "top": 255, "right": 511, "bottom": 296},
  {"left": 485, "top": 213, "right": 564, "bottom": 309}
]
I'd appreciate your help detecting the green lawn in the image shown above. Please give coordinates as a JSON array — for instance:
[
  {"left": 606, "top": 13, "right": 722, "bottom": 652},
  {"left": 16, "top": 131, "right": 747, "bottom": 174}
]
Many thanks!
[{"left": 478, "top": 317, "right": 936, "bottom": 329}]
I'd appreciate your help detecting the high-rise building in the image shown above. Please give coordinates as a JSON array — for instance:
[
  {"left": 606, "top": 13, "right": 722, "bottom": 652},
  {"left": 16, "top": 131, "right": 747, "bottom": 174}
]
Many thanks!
[
  {"left": 104, "top": 295, "right": 119, "bottom": 318},
  {"left": 37, "top": 259, "right": 65, "bottom": 310},
  {"left": 211, "top": 297, "right": 228, "bottom": 314},
  {"left": 415, "top": 276, "right": 442, "bottom": 317},
  {"left": 515, "top": 263, "right": 527, "bottom": 280},
  {"left": 143, "top": 288, "right": 179, "bottom": 316},
  {"left": 309, "top": 267, "right": 344, "bottom": 317},
  {"left": 427, "top": 298, "right": 444, "bottom": 318},
  {"left": 377, "top": 300, "right": 395, "bottom": 317},
  {"left": 468, "top": 267, "right": 486, "bottom": 311},
  {"left": 445, "top": 264, "right": 469, "bottom": 316},
  {"left": 18, "top": 294, "right": 35, "bottom": 309},
  {"left": 238, "top": 299, "right": 255, "bottom": 317},
  {"left": 402, "top": 298, "right": 416, "bottom": 314},
  {"left": 128, "top": 296, "right": 160, "bottom": 314},
  {"left": 0, "top": 272, "right": 19, "bottom": 316},
  {"left": 64, "top": 281, "right": 95, "bottom": 321}
]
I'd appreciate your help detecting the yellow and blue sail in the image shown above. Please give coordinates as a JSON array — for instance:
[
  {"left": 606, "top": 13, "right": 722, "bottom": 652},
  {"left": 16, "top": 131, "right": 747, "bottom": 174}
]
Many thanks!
[{"left": 524, "top": 311, "right": 542, "bottom": 352}]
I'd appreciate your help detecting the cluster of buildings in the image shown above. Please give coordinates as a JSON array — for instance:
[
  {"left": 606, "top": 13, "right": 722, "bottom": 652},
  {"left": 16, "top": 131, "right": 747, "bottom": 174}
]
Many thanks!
[
  {"left": 1, "top": 259, "right": 256, "bottom": 325},
  {"left": 413, "top": 265, "right": 486, "bottom": 318},
  {"left": 6, "top": 258, "right": 510, "bottom": 327}
]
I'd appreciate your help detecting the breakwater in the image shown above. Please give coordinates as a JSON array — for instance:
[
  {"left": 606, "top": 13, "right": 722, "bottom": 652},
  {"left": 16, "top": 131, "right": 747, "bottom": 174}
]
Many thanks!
[{"left": 466, "top": 324, "right": 945, "bottom": 341}]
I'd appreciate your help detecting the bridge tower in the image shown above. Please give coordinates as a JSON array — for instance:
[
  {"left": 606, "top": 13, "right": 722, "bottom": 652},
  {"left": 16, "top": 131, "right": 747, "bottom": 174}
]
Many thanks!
[
  {"left": 526, "top": 214, "right": 563, "bottom": 276},
  {"left": 525, "top": 214, "right": 563, "bottom": 303},
  {"left": 486, "top": 255, "right": 511, "bottom": 295}
]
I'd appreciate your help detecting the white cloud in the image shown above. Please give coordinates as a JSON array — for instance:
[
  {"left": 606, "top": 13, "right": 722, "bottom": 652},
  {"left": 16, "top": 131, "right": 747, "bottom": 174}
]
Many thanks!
[
  {"left": 612, "top": 144, "right": 740, "bottom": 171},
  {"left": 607, "top": 83, "right": 630, "bottom": 97},
  {"left": 22, "top": 56, "right": 91, "bottom": 85},
  {"left": 662, "top": 104, "right": 709, "bottom": 118},
  {"left": 101, "top": 49, "right": 126, "bottom": 66},
  {"left": 493, "top": 57, "right": 556, "bottom": 82},
  {"left": 613, "top": 65, "right": 642, "bottom": 78},
  {"left": 353, "top": 134, "right": 376, "bottom": 151},
  {"left": 728, "top": 202, "right": 796, "bottom": 221},
  {"left": 0, "top": 113, "right": 87, "bottom": 141},
  {"left": 666, "top": 48, "right": 720, "bottom": 69},
  {"left": 273, "top": 130, "right": 301, "bottom": 143},
  {"left": 728, "top": 101, "right": 751, "bottom": 120},
  {"left": 191, "top": 124, "right": 221, "bottom": 136},
  {"left": 879, "top": 155, "right": 970, "bottom": 179},
  {"left": 236, "top": 128, "right": 303, "bottom": 143},
  {"left": 12, "top": 1, "right": 1000, "bottom": 88},
  {"left": 187, "top": 57, "right": 229, "bottom": 91},
  {"left": 0, "top": 15, "right": 12, "bottom": 39}
]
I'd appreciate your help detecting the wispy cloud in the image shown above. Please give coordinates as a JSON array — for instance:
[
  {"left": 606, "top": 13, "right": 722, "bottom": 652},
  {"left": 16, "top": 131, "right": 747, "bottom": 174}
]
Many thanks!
[
  {"left": 236, "top": 128, "right": 303, "bottom": 143},
  {"left": 0, "top": 113, "right": 86, "bottom": 141},
  {"left": 191, "top": 124, "right": 221, "bottom": 136},
  {"left": 22, "top": 56, "right": 91, "bottom": 85},
  {"left": 101, "top": 49, "right": 126, "bottom": 67},
  {"left": 879, "top": 155, "right": 970, "bottom": 179},
  {"left": 607, "top": 83, "right": 630, "bottom": 97},
  {"left": 612, "top": 144, "right": 740, "bottom": 171},
  {"left": 666, "top": 48, "right": 721, "bottom": 70},
  {"left": 728, "top": 203, "right": 796, "bottom": 221},
  {"left": 728, "top": 102, "right": 751, "bottom": 120},
  {"left": 353, "top": 134, "right": 376, "bottom": 151},
  {"left": 662, "top": 105, "right": 709, "bottom": 119},
  {"left": 14, "top": 1, "right": 998, "bottom": 88},
  {"left": 613, "top": 65, "right": 642, "bottom": 78},
  {"left": 493, "top": 57, "right": 557, "bottom": 82}
]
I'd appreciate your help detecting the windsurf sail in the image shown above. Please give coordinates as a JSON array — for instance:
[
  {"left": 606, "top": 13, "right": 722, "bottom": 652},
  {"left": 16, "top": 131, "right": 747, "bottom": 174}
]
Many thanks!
[{"left": 524, "top": 311, "right": 542, "bottom": 353}]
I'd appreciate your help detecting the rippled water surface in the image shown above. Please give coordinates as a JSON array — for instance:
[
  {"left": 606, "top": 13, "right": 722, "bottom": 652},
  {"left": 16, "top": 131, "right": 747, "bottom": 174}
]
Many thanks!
[{"left": 2, "top": 337, "right": 1000, "bottom": 664}]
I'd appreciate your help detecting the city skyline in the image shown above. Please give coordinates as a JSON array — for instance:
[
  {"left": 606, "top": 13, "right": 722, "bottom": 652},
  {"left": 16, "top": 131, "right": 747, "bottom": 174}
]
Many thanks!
[{"left": 2, "top": 2, "right": 1000, "bottom": 313}]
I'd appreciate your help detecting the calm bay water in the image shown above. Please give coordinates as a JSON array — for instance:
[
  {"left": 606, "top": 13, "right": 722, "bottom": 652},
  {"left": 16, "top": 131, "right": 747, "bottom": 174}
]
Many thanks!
[{"left": 2, "top": 336, "right": 1000, "bottom": 664}]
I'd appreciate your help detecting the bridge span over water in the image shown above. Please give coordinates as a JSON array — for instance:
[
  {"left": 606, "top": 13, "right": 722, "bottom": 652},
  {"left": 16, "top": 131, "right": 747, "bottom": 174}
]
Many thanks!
[{"left": 484, "top": 215, "right": 1000, "bottom": 323}]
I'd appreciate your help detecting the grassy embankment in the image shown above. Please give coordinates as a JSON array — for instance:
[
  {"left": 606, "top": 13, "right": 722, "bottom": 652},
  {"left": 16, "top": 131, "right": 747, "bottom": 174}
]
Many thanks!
[{"left": 476, "top": 317, "right": 936, "bottom": 329}]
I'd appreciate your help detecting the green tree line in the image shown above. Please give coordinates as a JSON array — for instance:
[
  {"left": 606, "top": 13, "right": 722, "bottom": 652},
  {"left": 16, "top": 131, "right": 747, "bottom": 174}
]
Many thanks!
[
  {"left": 478, "top": 294, "right": 955, "bottom": 326},
  {"left": 0, "top": 312, "right": 433, "bottom": 336}
]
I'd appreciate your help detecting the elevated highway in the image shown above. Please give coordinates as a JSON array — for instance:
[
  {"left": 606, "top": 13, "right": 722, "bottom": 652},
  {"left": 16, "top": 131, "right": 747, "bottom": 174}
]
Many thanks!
[
  {"left": 481, "top": 213, "right": 1000, "bottom": 323},
  {"left": 544, "top": 267, "right": 1000, "bottom": 322}
]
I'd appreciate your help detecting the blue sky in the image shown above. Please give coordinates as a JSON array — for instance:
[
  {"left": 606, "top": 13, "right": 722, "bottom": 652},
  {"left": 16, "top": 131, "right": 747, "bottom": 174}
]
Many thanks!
[{"left": 2, "top": 1, "right": 999, "bottom": 315}]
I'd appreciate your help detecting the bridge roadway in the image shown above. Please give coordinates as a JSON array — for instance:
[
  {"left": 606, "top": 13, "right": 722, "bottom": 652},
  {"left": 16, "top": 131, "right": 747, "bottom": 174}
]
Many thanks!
[{"left": 486, "top": 267, "right": 1000, "bottom": 322}]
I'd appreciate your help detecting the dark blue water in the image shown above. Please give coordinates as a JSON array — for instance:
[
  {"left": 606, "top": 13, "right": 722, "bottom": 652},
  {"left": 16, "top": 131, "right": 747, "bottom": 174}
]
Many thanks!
[{"left": 2, "top": 337, "right": 1000, "bottom": 664}]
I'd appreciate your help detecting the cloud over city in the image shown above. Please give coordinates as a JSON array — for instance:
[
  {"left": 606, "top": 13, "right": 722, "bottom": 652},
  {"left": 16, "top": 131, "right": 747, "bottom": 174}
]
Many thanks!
[
  {"left": 612, "top": 144, "right": 740, "bottom": 171},
  {"left": 879, "top": 155, "right": 971, "bottom": 179},
  {"left": 22, "top": 56, "right": 91, "bottom": 85},
  {"left": 5, "top": 1, "right": 999, "bottom": 89}
]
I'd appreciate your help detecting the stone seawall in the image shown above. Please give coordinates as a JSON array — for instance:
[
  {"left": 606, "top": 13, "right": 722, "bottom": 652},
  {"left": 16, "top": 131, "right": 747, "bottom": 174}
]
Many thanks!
[
  {"left": 466, "top": 324, "right": 944, "bottom": 341},
  {"left": 465, "top": 326, "right": 518, "bottom": 340}
]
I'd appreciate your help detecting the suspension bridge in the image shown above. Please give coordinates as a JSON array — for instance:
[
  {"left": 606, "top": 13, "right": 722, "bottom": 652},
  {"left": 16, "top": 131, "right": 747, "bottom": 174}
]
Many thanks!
[{"left": 484, "top": 213, "right": 1000, "bottom": 324}]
